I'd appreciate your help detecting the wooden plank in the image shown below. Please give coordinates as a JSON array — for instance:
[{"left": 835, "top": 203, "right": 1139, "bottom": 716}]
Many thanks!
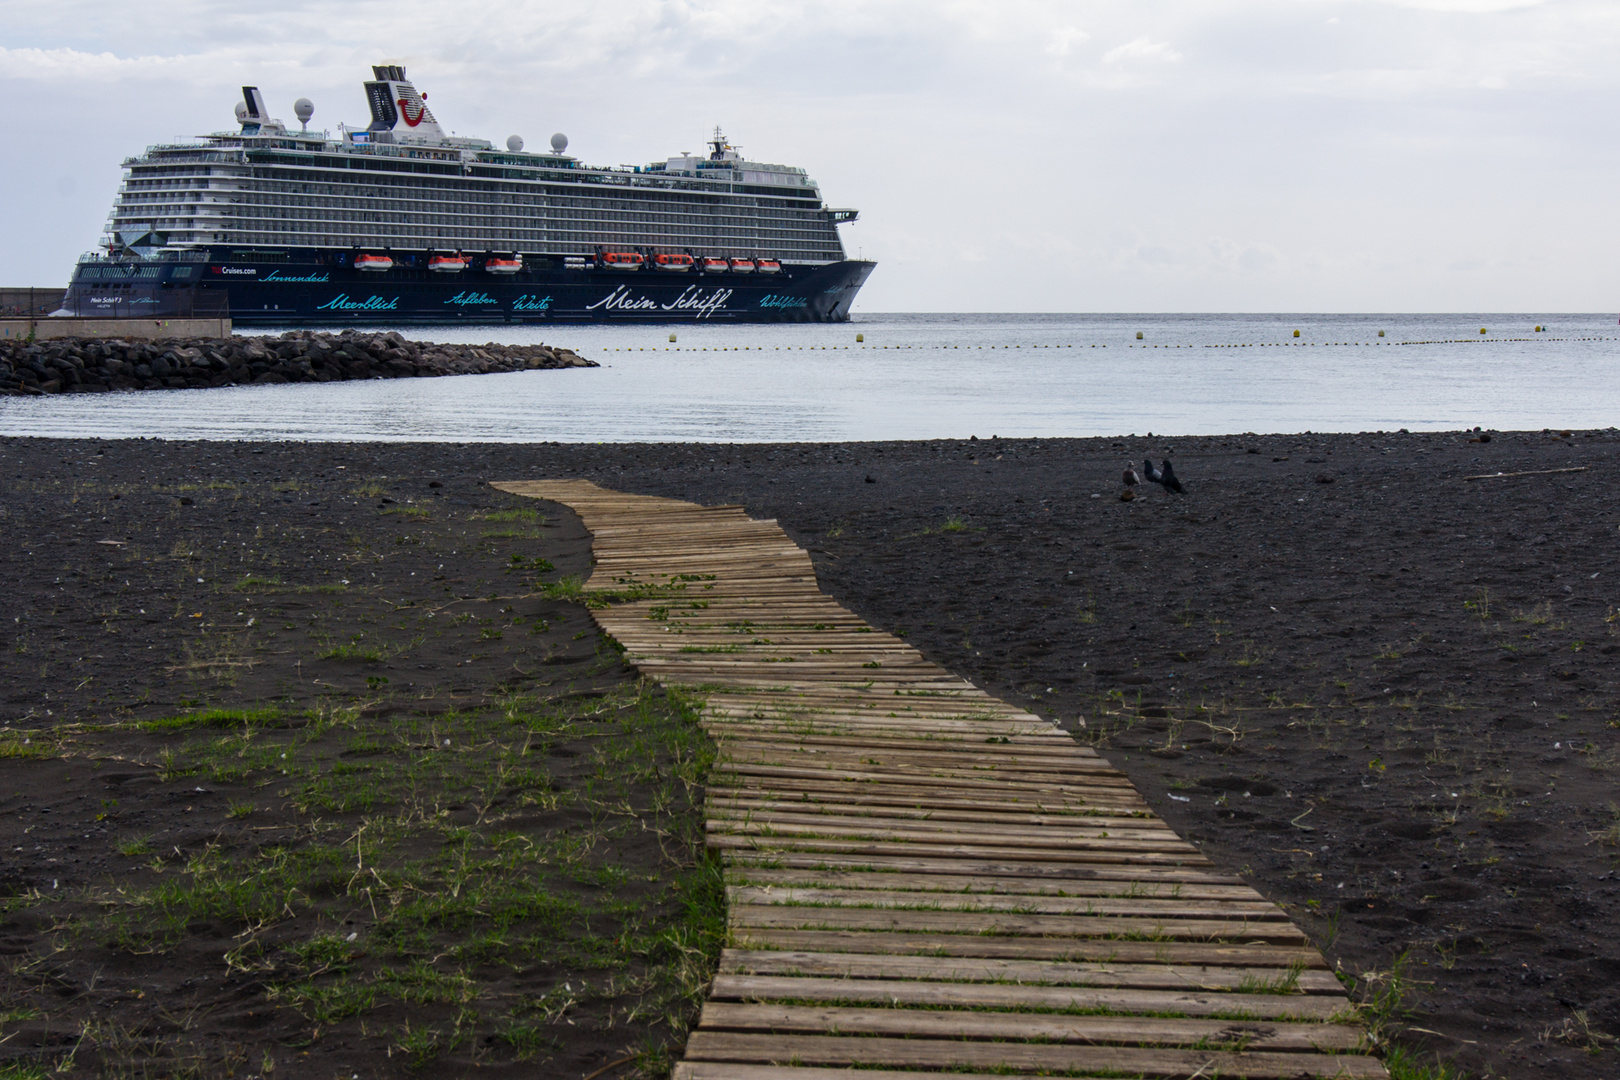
[
  {"left": 726, "top": 867, "right": 1266, "bottom": 900},
  {"left": 713, "top": 734, "right": 1102, "bottom": 758},
  {"left": 728, "top": 905, "right": 1309, "bottom": 944},
  {"left": 707, "top": 973, "right": 1346, "bottom": 1019},
  {"left": 708, "top": 822, "right": 1199, "bottom": 854},
  {"left": 729, "top": 929, "right": 1328, "bottom": 967},
  {"left": 706, "top": 810, "right": 1177, "bottom": 838},
  {"left": 707, "top": 800, "right": 1158, "bottom": 828},
  {"left": 717, "top": 948, "right": 1346, "bottom": 993},
  {"left": 714, "top": 753, "right": 1123, "bottom": 778},
  {"left": 707, "top": 777, "right": 1146, "bottom": 804},
  {"left": 709, "top": 834, "right": 1212, "bottom": 867},
  {"left": 726, "top": 886, "right": 1285, "bottom": 920},
  {"left": 705, "top": 778, "right": 1144, "bottom": 805},
  {"left": 705, "top": 787, "right": 1149, "bottom": 815},
  {"left": 671, "top": 1067, "right": 1381, "bottom": 1080},
  {"left": 714, "top": 763, "right": 1141, "bottom": 792},
  {"left": 720, "top": 852, "right": 1236, "bottom": 882},
  {"left": 696, "top": 1001, "right": 1364, "bottom": 1050},
  {"left": 679, "top": 1033, "right": 1390, "bottom": 1078}
]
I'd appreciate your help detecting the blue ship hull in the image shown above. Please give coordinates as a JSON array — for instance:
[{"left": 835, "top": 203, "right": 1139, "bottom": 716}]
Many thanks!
[{"left": 62, "top": 249, "right": 875, "bottom": 326}]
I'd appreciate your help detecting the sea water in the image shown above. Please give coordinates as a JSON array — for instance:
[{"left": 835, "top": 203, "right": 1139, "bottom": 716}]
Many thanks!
[{"left": 1, "top": 312, "right": 1616, "bottom": 442}]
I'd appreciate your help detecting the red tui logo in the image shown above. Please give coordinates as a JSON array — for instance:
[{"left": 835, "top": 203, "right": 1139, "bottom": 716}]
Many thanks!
[{"left": 398, "top": 98, "right": 428, "bottom": 127}]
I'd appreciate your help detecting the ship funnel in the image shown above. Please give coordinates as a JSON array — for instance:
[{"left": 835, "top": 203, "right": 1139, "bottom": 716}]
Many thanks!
[
  {"left": 242, "top": 86, "right": 269, "bottom": 120},
  {"left": 363, "top": 63, "right": 445, "bottom": 142}
]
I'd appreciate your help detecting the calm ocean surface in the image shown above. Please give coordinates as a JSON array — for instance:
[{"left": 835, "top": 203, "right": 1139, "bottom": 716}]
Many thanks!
[{"left": 2, "top": 312, "right": 1616, "bottom": 442}]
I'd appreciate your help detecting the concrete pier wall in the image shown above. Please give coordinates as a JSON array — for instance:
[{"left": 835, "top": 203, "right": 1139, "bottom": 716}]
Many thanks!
[
  {"left": 0, "top": 288, "right": 67, "bottom": 318},
  {"left": 0, "top": 317, "right": 232, "bottom": 341}
]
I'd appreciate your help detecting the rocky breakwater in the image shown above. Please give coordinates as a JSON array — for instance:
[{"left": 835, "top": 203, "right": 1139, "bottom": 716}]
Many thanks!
[{"left": 0, "top": 329, "right": 594, "bottom": 395}]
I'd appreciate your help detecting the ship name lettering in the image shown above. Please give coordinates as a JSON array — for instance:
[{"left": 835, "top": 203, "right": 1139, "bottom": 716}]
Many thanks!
[
  {"left": 264, "top": 270, "right": 331, "bottom": 283},
  {"left": 444, "top": 291, "right": 498, "bottom": 306},
  {"left": 316, "top": 293, "right": 399, "bottom": 312},
  {"left": 513, "top": 294, "right": 552, "bottom": 312},
  {"left": 585, "top": 285, "right": 660, "bottom": 313},
  {"left": 758, "top": 294, "right": 808, "bottom": 309},
  {"left": 659, "top": 286, "right": 734, "bottom": 319}
]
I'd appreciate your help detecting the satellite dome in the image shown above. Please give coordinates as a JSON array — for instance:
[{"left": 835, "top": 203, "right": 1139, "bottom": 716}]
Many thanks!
[
  {"left": 234, "top": 101, "right": 248, "bottom": 122},
  {"left": 507, "top": 134, "right": 524, "bottom": 152},
  {"left": 550, "top": 132, "right": 569, "bottom": 154},
  {"left": 294, "top": 98, "right": 314, "bottom": 129}
]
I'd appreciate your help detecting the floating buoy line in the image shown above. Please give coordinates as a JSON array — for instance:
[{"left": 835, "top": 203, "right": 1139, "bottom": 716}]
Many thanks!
[{"left": 597, "top": 335, "right": 1616, "bottom": 353}]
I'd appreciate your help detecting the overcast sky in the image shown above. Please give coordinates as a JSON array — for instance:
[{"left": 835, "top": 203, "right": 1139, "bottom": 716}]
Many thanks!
[{"left": 2, "top": 0, "right": 1615, "bottom": 312}]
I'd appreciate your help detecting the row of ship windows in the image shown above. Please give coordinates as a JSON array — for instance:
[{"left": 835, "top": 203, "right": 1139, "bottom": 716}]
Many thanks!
[
  {"left": 120, "top": 191, "right": 828, "bottom": 224},
  {"left": 124, "top": 188, "right": 822, "bottom": 222},
  {"left": 247, "top": 173, "right": 821, "bottom": 209},
  {"left": 119, "top": 205, "right": 837, "bottom": 236},
  {"left": 131, "top": 164, "right": 825, "bottom": 206},
  {"left": 217, "top": 234, "right": 843, "bottom": 255},
  {"left": 120, "top": 214, "right": 839, "bottom": 246}
]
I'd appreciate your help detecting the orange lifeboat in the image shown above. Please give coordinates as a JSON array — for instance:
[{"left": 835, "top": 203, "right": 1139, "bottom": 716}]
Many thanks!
[
  {"left": 485, "top": 256, "right": 523, "bottom": 274},
  {"left": 598, "top": 251, "right": 645, "bottom": 270},
  {"left": 428, "top": 253, "right": 468, "bottom": 273},
  {"left": 728, "top": 258, "right": 756, "bottom": 273},
  {"left": 652, "top": 253, "right": 695, "bottom": 272},
  {"left": 354, "top": 253, "right": 393, "bottom": 272},
  {"left": 701, "top": 257, "right": 729, "bottom": 273},
  {"left": 755, "top": 258, "right": 782, "bottom": 274}
]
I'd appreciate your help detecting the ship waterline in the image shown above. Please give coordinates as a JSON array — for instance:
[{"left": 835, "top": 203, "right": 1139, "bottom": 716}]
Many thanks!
[{"left": 61, "top": 64, "right": 871, "bottom": 325}]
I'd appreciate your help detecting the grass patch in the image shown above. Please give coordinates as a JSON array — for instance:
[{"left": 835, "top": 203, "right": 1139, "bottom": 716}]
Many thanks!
[
  {"left": 135, "top": 707, "right": 283, "bottom": 732},
  {"left": 5, "top": 683, "right": 720, "bottom": 1073},
  {"left": 0, "top": 734, "right": 55, "bottom": 760},
  {"left": 320, "top": 643, "right": 384, "bottom": 662},
  {"left": 477, "top": 508, "right": 543, "bottom": 523},
  {"left": 233, "top": 574, "right": 283, "bottom": 591}
]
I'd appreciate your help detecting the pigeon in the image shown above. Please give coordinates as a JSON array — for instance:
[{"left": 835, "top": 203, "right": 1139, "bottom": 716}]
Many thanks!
[
  {"left": 1122, "top": 464, "right": 1141, "bottom": 487},
  {"left": 1159, "top": 458, "right": 1185, "bottom": 494},
  {"left": 1140, "top": 460, "right": 1163, "bottom": 484}
]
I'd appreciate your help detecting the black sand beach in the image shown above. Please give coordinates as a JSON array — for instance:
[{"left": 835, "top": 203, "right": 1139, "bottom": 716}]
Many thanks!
[{"left": 3, "top": 429, "right": 1618, "bottom": 1077}]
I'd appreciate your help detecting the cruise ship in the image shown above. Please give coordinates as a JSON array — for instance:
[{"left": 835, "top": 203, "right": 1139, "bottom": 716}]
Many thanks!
[{"left": 59, "top": 65, "right": 873, "bottom": 324}]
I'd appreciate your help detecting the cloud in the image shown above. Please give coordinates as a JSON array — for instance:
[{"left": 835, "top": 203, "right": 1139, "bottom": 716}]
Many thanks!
[
  {"left": 1102, "top": 36, "right": 1182, "bottom": 65},
  {"left": 1046, "top": 25, "right": 1089, "bottom": 57},
  {"left": 0, "top": 46, "right": 187, "bottom": 78}
]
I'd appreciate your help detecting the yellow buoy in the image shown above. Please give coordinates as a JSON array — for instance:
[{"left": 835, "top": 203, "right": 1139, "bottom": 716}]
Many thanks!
[
  {"left": 1378, "top": 330, "right": 1385, "bottom": 337},
  {"left": 669, "top": 333, "right": 677, "bottom": 342},
  {"left": 1480, "top": 328, "right": 1487, "bottom": 335},
  {"left": 856, "top": 333, "right": 864, "bottom": 342},
  {"left": 1293, "top": 330, "right": 1300, "bottom": 338},
  {"left": 1135, "top": 331, "right": 1143, "bottom": 340}
]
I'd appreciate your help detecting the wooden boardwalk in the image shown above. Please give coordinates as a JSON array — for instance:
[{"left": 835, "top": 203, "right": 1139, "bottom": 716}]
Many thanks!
[{"left": 493, "top": 480, "right": 1386, "bottom": 1080}]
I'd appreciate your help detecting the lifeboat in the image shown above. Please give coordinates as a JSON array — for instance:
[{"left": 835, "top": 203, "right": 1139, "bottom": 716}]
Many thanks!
[
  {"left": 354, "top": 254, "right": 393, "bottom": 272},
  {"left": 701, "top": 257, "right": 729, "bottom": 273},
  {"left": 755, "top": 258, "right": 782, "bottom": 274},
  {"left": 598, "top": 250, "right": 645, "bottom": 270},
  {"left": 428, "top": 253, "right": 469, "bottom": 273},
  {"left": 484, "top": 256, "right": 523, "bottom": 274},
  {"left": 728, "top": 258, "right": 756, "bottom": 273},
  {"left": 652, "top": 252, "right": 695, "bottom": 272}
]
